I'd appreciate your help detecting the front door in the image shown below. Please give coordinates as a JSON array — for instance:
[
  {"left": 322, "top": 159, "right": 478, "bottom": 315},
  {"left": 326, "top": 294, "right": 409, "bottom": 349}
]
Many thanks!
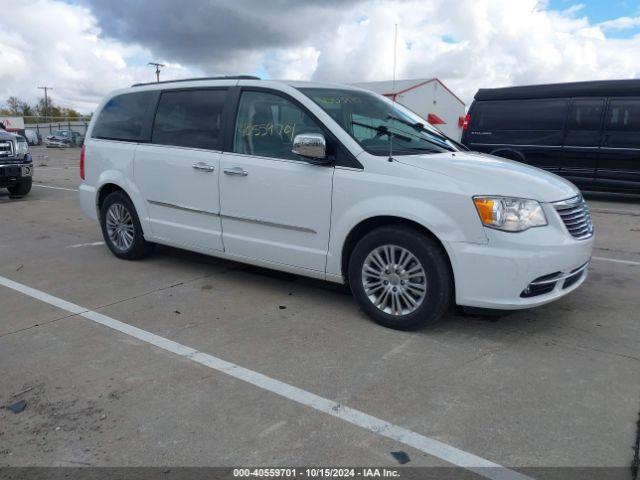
[
  {"left": 134, "top": 88, "right": 228, "bottom": 252},
  {"left": 219, "top": 90, "right": 334, "bottom": 272}
]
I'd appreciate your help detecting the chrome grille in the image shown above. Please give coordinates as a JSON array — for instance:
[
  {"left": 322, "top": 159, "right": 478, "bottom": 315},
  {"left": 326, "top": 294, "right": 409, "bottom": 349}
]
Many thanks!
[
  {"left": 553, "top": 196, "right": 593, "bottom": 240},
  {"left": 0, "top": 140, "right": 14, "bottom": 160}
]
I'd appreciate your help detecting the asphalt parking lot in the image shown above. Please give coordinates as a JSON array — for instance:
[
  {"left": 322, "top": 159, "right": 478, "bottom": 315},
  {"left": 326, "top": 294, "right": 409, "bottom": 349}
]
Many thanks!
[{"left": 1, "top": 146, "right": 639, "bottom": 476}]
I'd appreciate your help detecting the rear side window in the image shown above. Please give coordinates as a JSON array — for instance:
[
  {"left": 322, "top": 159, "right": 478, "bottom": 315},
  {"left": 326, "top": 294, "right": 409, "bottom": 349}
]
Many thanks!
[
  {"left": 606, "top": 99, "right": 640, "bottom": 132},
  {"left": 476, "top": 99, "right": 567, "bottom": 131},
  {"left": 152, "top": 89, "right": 227, "bottom": 150},
  {"left": 92, "top": 91, "right": 157, "bottom": 142}
]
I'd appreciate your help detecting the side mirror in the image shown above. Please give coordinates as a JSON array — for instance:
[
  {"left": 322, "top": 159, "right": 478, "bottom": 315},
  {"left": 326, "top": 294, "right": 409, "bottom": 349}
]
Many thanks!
[{"left": 292, "top": 133, "right": 328, "bottom": 163}]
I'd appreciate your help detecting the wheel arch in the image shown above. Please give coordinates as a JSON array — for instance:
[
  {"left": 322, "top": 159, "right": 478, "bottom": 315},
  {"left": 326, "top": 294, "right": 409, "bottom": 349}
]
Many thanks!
[
  {"left": 95, "top": 178, "right": 151, "bottom": 238},
  {"left": 97, "top": 182, "right": 127, "bottom": 209},
  {"left": 488, "top": 148, "right": 526, "bottom": 163},
  {"left": 340, "top": 216, "right": 455, "bottom": 290}
]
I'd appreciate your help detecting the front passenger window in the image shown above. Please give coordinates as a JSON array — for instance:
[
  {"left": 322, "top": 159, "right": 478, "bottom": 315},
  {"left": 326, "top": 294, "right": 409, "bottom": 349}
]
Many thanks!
[{"left": 233, "top": 91, "right": 323, "bottom": 161}]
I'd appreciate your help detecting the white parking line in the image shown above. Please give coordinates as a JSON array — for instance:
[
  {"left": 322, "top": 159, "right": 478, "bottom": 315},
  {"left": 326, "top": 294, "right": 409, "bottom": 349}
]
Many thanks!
[
  {"left": 0, "top": 274, "right": 529, "bottom": 480},
  {"left": 33, "top": 184, "right": 78, "bottom": 192},
  {"left": 66, "top": 241, "right": 105, "bottom": 249},
  {"left": 592, "top": 256, "right": 640, "bottom": 267}
]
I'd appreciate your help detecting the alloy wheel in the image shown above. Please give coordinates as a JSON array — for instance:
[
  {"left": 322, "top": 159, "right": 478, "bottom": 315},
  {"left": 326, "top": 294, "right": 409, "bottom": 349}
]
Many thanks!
[
  {"left": 105, "top": 203, "right": 135, "bottom": 251},
  {"left": 361, "top": 244, "right": 427, "bottom": 316}
]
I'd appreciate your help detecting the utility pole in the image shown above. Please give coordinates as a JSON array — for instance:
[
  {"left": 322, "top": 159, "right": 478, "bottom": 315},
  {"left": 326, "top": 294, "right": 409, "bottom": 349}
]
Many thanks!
[
  {"left": 37, "top": 86, "right": 52, "bottom": 123},
  {"left": 148, "top": 62, "right": 165, "bottom": 83}
]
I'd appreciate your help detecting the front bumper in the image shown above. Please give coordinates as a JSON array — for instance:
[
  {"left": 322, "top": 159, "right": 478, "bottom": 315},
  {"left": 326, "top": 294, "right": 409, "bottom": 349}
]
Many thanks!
[
  {"left": 45, "top": 140, "right": 70, "bottom": 148},
  {"left": 0, "top": 160, "right": 33, "bottom": 187},
  {"left": 449, "top": 204, "right": 594, "bottom": 310}
]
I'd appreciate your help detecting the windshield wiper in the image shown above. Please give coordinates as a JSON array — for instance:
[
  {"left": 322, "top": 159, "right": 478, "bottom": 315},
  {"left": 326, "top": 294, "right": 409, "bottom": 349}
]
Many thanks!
[
  {"left": 386, "top": 114, "right": 469, "bottom": 151},
  {"left": 387, "top": 114, "right": 457, "bottom": 152},
  {"left": 352, "top": 121, "right": 412, "bottom": 142},
  {"left": 387, "top": 115, "right": 452, "bottom": 142},
  {"left": 387, "top": 114, "right": 427, "bottom": 132}
]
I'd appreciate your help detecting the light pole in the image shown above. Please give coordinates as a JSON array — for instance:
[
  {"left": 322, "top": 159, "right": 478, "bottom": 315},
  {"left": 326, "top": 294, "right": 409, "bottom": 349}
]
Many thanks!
[
  {"left": 37, "top": 86, "right": 52, "bottom": 123},
  {"left": 148, "top": 62, "right": 165, "bottom": 83}
]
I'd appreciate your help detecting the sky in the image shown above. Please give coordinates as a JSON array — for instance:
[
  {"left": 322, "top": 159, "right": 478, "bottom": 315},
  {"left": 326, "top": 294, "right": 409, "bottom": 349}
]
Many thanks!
[{"left": 0, "top": 0, "right": 639, "bottom": 114}]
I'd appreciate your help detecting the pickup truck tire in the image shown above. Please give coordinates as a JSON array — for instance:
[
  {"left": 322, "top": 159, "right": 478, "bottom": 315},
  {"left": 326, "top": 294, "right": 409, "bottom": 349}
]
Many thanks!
[
  {"left": 8, "top": 179, "right": 32, "bottom": 198},
  {"left": 348, "top": 225, "right": 452, "bottom": 330},
  {"left": 100, "top": 191, "right": 154, "bottom": 260}
]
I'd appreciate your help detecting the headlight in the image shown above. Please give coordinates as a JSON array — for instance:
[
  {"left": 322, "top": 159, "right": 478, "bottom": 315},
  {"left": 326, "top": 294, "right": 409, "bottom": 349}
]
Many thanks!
[
  {"left": 16, "top": 141, "right": 29, "bottom": 156},
  {"left": 473, "top": 196, "right": 547, "bottom": 232}
]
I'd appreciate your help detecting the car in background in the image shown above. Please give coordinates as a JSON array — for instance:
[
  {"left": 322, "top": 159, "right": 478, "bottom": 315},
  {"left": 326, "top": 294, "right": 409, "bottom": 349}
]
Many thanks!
[
  {"left": 0, "top": 132, "right": 33, "bottom": 197},
  {"left": 45, "top": 129, "right": 84, "bottom": 148},
  {"left": 23, "top": 129, "right": 41, "bottom": 146},
  {"left": 461, "top": 79, "right": 640, "bottom": 194}
]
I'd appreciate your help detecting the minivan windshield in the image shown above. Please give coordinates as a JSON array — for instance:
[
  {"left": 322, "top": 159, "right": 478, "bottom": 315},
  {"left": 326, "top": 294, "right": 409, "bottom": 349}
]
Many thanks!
[{"left": 299, "top": 88, "right": 460, "bottom": 156}]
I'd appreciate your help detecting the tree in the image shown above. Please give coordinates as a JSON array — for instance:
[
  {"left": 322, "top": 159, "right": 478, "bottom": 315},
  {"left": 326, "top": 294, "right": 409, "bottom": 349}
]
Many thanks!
[
  {"left": 1, "top": 96, "right": 85, "bottom": 122},
  {"left": 36, "top": 97, "right": 62, "bottom": 119},
  {"left": 6, "top": 96, "right": 22, "bottom": 115},
  {"left": 3, "top": 96, "right": 36, "bottom": 117},
  {"left": 21, "top": 103, "right": 34, "bottom": 116}
]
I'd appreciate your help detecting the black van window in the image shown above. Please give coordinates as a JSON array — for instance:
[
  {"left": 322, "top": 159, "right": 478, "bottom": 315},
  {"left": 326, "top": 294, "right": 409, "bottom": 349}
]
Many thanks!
[
  {"left": 152, "top": 89, "right": 227, "bottom": 150},
  {"left": 477, "top": 100, "right": 566, "bottom": 131},
  {"left": 604, "top": 98, "right": 640, "bottom": 149},
  {"left": 564, "top": 98, "right": 605, "bottom": 147},
  {"left": 567, "top": 99, "right": 604, "bottom": 130},
  {"left": 92, "top": 91, "right": 156, "bottom": 142},
  {"left": 606, "top": 99, "right": 640, "bottom": 132}
]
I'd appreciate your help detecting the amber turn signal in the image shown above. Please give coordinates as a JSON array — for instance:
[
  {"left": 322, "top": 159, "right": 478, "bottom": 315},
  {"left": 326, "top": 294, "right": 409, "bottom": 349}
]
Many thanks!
[{"left": 473, "top": 197, "right": 496, "bottom": 225}]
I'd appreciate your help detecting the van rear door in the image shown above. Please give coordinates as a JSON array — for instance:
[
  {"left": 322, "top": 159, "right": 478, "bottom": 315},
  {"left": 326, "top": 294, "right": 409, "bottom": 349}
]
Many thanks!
[{"left": 134, "top": 88, "right": 228, "bottom": 252}]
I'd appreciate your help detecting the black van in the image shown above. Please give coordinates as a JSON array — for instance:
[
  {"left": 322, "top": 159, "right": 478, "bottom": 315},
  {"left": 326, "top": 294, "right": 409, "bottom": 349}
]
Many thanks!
[{"left": 461, "top": 79, "right": 640, "bottom": 194}]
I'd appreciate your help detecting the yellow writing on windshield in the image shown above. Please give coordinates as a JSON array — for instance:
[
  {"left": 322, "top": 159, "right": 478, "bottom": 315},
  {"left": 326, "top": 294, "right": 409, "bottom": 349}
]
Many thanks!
[
  {"left": 316, "top": 96, "right": 362, "bottom": 106},
  {"left": 238, "top": 122, "right": 297, "bottom": 142}
]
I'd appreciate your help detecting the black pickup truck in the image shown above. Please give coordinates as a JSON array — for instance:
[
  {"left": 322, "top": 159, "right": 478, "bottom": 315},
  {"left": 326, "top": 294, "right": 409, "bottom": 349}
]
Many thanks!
[{"left": 0, "top": 131, "right": 33, "bottom": 197}]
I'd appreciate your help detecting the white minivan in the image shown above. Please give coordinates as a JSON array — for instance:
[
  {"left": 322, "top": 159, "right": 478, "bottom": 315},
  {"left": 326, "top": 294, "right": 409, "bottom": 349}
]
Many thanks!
[{"left": 79, "top": 76, "right": 594, "bottom": 329}]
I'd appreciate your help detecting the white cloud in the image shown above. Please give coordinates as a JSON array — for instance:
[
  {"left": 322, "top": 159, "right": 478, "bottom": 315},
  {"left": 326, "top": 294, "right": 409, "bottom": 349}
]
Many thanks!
[
  {"left": 598, "top": 16, "right": 640, "bottom": 30},
  {"left": 304, "top": 0, "right": 640, "bottom": 104},
  {"left": 0, "top": 0, "right": 200, "bottom": 114},
  {"left": 1, "top": 0, "right": 639, "bottom": 113},
  {"left": 264, "top": 48, "right": 321, "bottom": 80}
]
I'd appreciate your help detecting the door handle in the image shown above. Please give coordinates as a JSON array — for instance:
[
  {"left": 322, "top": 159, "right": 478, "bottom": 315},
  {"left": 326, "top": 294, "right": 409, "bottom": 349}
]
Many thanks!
[
  {"left": 223, "top": 167, "right": 248, "bottom": 177},
  {"left": 192, "top": 162, "right": 215, "bottom": 172}
]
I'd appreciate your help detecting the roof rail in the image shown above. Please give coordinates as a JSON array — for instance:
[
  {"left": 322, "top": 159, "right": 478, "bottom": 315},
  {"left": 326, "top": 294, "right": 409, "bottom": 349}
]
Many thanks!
[
  {"left": 131, "top": 75, "right": 260, "bottom": 87},
  {"left": 474, "top": 79, "right": 640, "bottom": 101}
]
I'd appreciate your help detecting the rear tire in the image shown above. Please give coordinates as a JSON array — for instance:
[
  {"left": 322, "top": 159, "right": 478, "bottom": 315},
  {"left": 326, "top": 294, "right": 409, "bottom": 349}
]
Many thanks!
[
  {"left": 8, "top": 179, "right": 32, "bottom": 198},
  {"left": 100, "top": 191, "right": 154, "bottom": 260},
  {"left": 348, "top": 225, "right": 452, "bottom": 330}
]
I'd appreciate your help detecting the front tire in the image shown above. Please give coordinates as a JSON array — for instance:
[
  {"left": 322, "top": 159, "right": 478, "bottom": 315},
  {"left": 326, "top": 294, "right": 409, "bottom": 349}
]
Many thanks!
[
  {"left": 348, "top": 225, "right": 452, "bottom": 330},
  {"left": 100, "top": 191, "right": 154, "bottom": 260},
  {"left": 8, "top": 179, "right": 32, "bottom": 198}
]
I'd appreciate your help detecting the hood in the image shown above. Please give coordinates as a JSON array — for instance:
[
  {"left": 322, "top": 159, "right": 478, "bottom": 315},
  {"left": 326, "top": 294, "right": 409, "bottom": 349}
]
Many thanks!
[
  {"left": 394, "top": 151, "right": 579, "bottom": 203},
  {"left": 0, "top": 131, "right": 16, "bottom": 141}
]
